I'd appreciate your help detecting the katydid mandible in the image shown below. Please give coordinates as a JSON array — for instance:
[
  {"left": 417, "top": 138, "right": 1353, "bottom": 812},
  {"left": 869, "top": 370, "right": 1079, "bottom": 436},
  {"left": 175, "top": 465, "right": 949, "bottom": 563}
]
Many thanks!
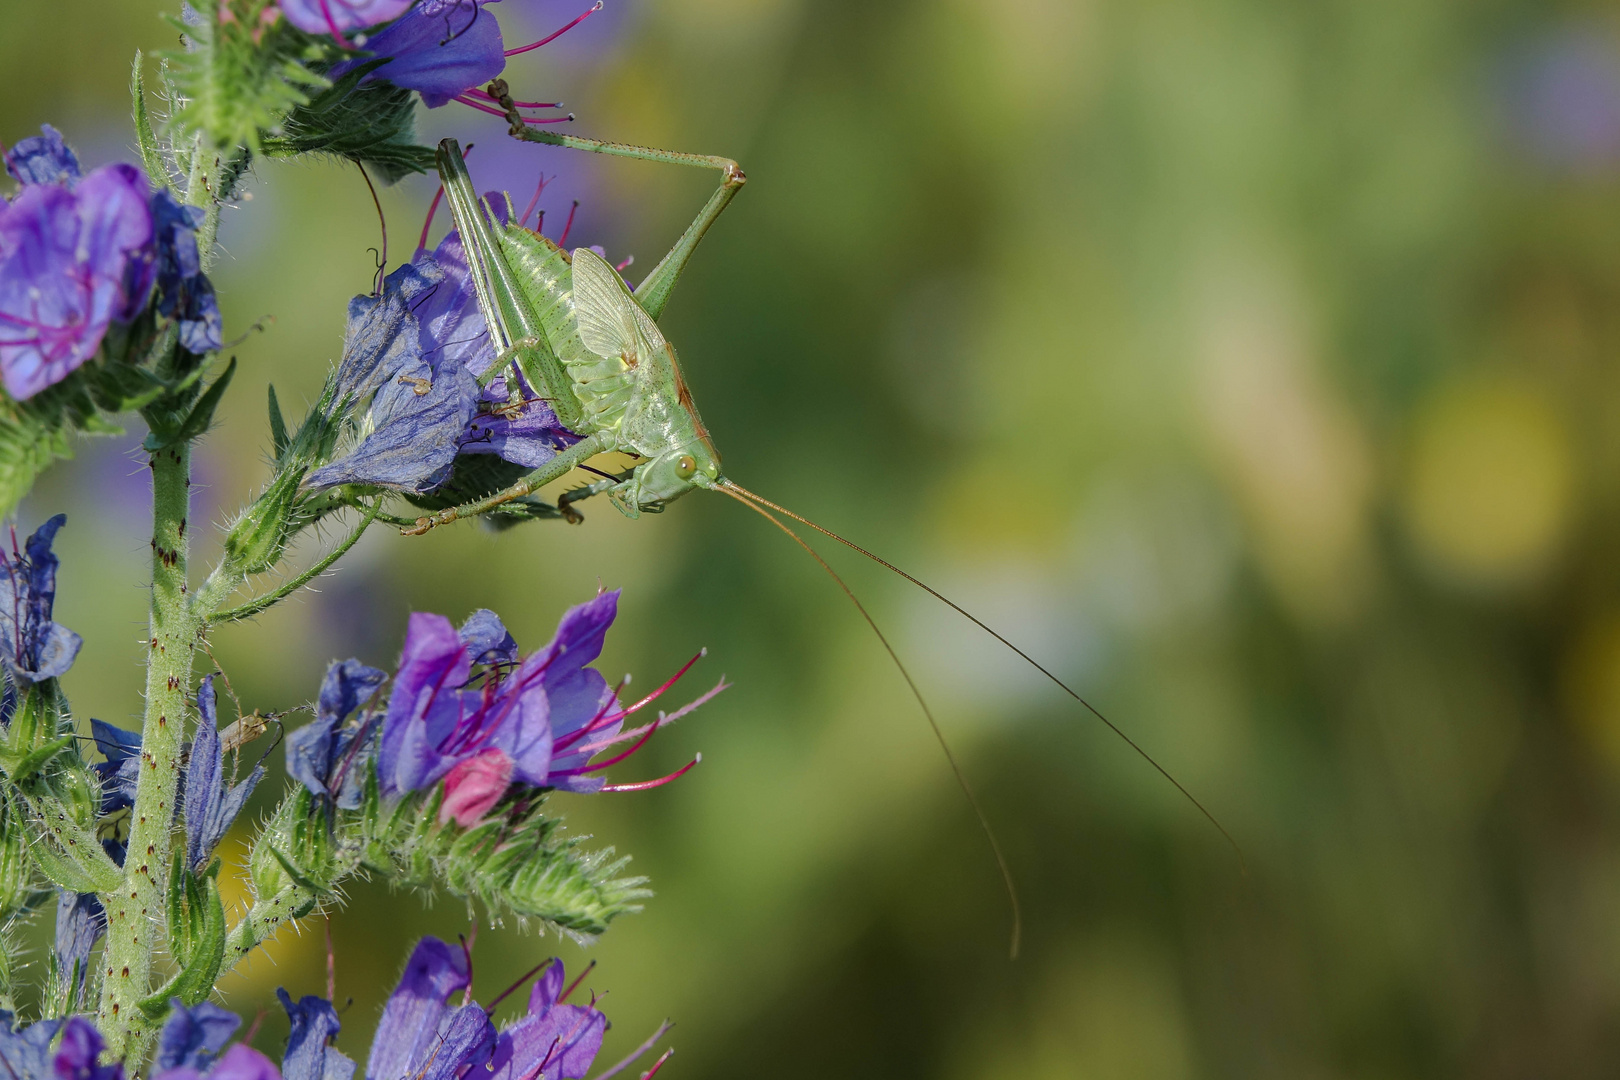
[{"left": 407, "top": 88, "right": 1243, "bottom": 954}]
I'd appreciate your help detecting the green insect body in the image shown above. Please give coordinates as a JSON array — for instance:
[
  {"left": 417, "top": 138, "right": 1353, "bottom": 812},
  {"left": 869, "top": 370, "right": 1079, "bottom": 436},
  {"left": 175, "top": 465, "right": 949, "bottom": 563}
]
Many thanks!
[{"left": 414, "top": 123, "right": 742, "bottom": 531}]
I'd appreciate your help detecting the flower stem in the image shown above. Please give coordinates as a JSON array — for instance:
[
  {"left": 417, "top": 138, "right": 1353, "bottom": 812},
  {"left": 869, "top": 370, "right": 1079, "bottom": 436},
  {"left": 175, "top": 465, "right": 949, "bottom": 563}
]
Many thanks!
[{"left": 97, "top": 439, "right": 196, "bottom": 1063}]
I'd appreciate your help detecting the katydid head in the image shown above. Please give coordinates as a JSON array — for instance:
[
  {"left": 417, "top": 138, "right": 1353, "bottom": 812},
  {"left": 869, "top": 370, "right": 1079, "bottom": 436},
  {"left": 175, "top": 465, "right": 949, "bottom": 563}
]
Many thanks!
[{"left": 609, "top": 443, "right": 722, "bottom": 516}]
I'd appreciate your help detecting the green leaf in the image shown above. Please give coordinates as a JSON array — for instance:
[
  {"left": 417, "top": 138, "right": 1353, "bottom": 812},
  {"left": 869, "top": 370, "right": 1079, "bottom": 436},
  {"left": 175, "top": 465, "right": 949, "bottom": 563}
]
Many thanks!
[
  {"left": 144, "top": 857, "right": 227, "bottom": 1016},
  {"left": 144, "top": 357, "right": 237, "bottom": 451},
  {"left": 132, "top": 52, "right": 170, "bottom": 188}
]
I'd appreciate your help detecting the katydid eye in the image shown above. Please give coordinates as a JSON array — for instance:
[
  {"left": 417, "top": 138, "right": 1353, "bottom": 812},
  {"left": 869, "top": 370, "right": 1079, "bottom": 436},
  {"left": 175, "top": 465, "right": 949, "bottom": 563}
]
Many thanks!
[{"left": 675, "top": 455, "right": 697, "bottom": 480}]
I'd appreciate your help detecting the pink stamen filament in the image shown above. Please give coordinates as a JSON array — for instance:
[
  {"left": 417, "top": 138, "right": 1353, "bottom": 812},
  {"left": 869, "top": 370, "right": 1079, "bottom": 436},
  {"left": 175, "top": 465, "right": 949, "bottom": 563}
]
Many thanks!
[
  {"left": 559, "top": 959, "right": 595, "bottom": 1003},
  {"left": 599, "top": 755, "right": 700, "bottom": 793},
  {"left": 587, "top": 1021, "right": 673, "bottom": 1080},
  {"left": 465, "top": 86, "right": 564, "bottom": 109},
  {"left": 640, "top": 1050, "right": 674, "bottom": 1079},
  {"left": 551, "top": 713, "right": 661, "bottom": 778},
  {"left": 486, "top": 958, "right": 553, "bottom": 1015},
  {"left": 553, "top": 651, "right": 703, "bottom": 752},
  {"left": 557, "top": 200, "right": 579, "bottom": 246},
  {"left": 614, "top": 254, "right": 634, "bottom": 273},
  {"left": 520, "top": 173, "right": 550, "bottom": 227},
  {"left": 318, "top": 0, "right": 351, "bottom": 43},
  {"left": 504, "top": 0, "right": 602, "bottom": 56},
  {"left": 565, "top": 678, "right": 728, "bottom": 760}
]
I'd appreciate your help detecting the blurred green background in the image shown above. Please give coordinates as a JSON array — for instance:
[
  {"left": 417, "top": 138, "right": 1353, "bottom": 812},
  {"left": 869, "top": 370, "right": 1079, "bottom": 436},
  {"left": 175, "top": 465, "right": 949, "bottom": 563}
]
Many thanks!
[{"left": 10, "top": 0, "right": 1620, "bottom": 1074}]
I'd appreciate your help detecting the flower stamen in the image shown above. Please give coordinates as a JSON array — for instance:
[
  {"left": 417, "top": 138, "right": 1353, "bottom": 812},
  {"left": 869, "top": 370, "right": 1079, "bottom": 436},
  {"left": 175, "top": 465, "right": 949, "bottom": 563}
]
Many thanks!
[{"left": 503, "top": 0, "right": 602, "bottom": 56}]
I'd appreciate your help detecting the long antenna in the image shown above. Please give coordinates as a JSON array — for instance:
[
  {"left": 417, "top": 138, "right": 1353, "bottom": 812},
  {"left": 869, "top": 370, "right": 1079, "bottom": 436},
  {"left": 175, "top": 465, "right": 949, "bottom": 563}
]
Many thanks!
[
  {"left": 721, "top": 479, "right": 1245, "bottom": 874},
  {"left": 717, "top": 484, "right": 1022, "bottom": 959}
]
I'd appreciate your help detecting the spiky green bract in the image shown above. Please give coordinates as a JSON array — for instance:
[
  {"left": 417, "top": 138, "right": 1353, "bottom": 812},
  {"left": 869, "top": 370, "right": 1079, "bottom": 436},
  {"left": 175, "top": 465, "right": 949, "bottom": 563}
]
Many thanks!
[
  {"left": 0, "top": 683, "right": 117, "bottom": 898},
  {"left": 0, "top": 789, "right": 51, "bottom": 1015},
  {"left": 137, "top": 855, "right": 227, "bottom": 1020},
  {"left": 226, "top": 773, "right": 647, "bottom": 968},
  {"left": 263, "top": 59, "right": 436, "bottom": 182},
  {"left": 163, "top": 0, "right": 330, "bottom": 154}
]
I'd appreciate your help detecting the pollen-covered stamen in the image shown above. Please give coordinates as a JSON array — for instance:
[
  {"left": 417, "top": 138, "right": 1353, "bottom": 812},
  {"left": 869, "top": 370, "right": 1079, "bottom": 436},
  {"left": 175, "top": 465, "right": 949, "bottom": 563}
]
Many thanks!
[
  {"left": 614, "top": 254, "right": 635, "bottom": 274},
  {"left": 599, "top": 754, "right": 701, "bottom": 793},
  {"left": 503, "top": 0, "right": 602, "bottom": 56}
]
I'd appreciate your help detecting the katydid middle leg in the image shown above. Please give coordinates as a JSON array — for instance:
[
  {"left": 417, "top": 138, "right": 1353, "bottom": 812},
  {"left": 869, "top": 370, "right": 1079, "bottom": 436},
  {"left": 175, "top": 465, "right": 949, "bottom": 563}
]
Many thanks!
[
  {"left": 486, "top": 80, "right": 746, "bottom": 321},
  {"left": 403, "top": 431, "right": 607, "bottom": 534}
]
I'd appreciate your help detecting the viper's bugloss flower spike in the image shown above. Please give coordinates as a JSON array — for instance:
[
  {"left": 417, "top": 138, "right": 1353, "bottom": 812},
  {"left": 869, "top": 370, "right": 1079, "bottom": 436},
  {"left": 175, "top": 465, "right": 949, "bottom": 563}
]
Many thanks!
[
  {"left": 0, "top": 515, "right": 82, "bottom": 684},
  {"left": 155, "top": 1000, "right": 241, "bottom": 1074},
  {"left": 276, "top": 990, "right": 353, "bottom": 1080},
  {"left": 183, "top": 675, "right": 265, "bottom": 872},
  {"left": 279, "top": 0, "right": 414, "bottom": 36}
]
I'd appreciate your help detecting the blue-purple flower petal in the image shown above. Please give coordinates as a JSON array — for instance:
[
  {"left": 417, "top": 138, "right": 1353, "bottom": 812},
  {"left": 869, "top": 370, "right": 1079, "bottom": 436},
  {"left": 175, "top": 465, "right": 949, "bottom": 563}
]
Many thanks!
[
  {"left": 54, "top": 1017, "right": 122, "bottom": 1080},
  {"left": 459, "top": 608, "right": 518, "bottom": 665},
  {"left": 335, "top": 0, "right": 506, "bottom": 108},
  {"left": 0, "top": 1013, "right": 61, "bottom": 1080},
  {"left": 4, "top": 125, "right": 81, "bottom": 187},
  {"left": 52, "top": 891, "right": 104, "bottom": 1001},
  {"left": 151, "top": 191, "right": 222, "bottom": 354},
  {"left": 156, "top": 1000, "right": 241, "bottom": 1073},
  {"left": 365, "top": 938, "right": 473, "bottom": 1080},
  {"left": 278, "top": 990, "right": 353, "bottom": 1080},
  {"left": 280, "top": 0, "right": 413, "bottom": 35},
  {"left": 183, "top": 676, "right": 264, "bottom": 871},
  {"left": 0, "top": 515, "right": 82, "bottom": 682}
]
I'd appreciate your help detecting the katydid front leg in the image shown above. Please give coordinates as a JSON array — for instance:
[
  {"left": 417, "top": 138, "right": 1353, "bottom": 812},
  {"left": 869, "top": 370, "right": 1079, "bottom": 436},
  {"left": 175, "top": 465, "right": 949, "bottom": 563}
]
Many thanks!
[
  {"left": 404, "top": 431, "right": 607, "bottom": 534},
  {"left": 486, "top": 80, "right": 746, "bottom": 321}
]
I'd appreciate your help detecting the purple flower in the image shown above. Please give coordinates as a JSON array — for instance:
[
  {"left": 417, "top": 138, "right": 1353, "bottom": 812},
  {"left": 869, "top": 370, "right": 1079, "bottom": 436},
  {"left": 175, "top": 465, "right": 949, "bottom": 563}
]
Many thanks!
[
  {"left": 284, "top": 658, "right": 386, "bottom": 807},
  {"left": 54, "top": 1017, "right": 123, "bottom": 1080},
  {"left": 153, "top": 1043, "right": 281, "bottom": 1080},
  {"left": 333, "top": 0, "right": 507, "bottom": 109},
  {"left": 487, "top": 960, "right": 606, "bottom": 1080},
  {"left": 0, "top": 1013, "right": 61, "bottom": 1080},
  {"left": 0, "top": 162, "right": 153, "bottom": 398},
  {"left": 280, "top": 0, "right": 414, "bottom": 36},
  {"left": 1, "top": 124, "right": 224, "bottom": 398},
  {"left": 182, "top": 675, "right": 265, "bottom": 872},
  {"left": 151, "top": 191, "right": 223, "bottom": 353},
  {"left": 4, "top": 125, "right": 80, "bottom": 187},
  {"left": 365, "top": 938, "right": 495, "bottom": 1080},
  {"left": 276, "top": 991, "right": 352, "bottom": 1080},
  {"left": 302, "top": 262, "right": 481, "bottom": 494},
  {"left": 375, "top": 592, "right": 719, "bottom": 822},
  {"left": 156, "top": 1000, "right": 241, "bottom": 1074},
  {"left": 53, "top": 890, "right": 105, "bottom": 1003},
  {"left": 0, "top": 515, "right": 81, "bottom": 683}
]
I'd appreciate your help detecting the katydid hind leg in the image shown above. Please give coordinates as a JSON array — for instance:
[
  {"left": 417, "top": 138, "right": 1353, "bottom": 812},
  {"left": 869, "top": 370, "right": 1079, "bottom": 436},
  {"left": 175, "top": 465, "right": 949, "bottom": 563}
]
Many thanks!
[
  {"left": 488, "top": 82, "right": 746, "bottom": 321},
  {"left": 435, "top": 140, "right": 584, "bottom": 431}
]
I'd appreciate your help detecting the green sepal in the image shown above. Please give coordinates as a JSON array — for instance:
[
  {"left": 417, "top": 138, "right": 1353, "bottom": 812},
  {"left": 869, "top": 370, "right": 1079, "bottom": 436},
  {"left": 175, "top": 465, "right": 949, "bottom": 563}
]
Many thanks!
[
  {"left": 261, "top": 58, "right": 436, "bottom": 181},
  {"left": 1, "top": 734, "right": 74, "bottom": 785},
  {"left": 28, "top": 830, "right": 121, "bottom": 896},
  {"left": 144, "top": 357, "right": 237, "bottom": 451},
  {"left": 267, "top": 384, "right": 290, "bottom": 458},
  {"left": 141, "top": 856, "right": 227, "bottom": 1017}
]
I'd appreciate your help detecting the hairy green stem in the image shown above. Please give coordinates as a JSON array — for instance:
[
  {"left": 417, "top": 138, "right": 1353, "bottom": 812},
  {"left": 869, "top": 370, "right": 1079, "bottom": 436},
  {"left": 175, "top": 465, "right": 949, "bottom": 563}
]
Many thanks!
[{"left": 97, "top": 440, "right": 196, "bottom": 1062}]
